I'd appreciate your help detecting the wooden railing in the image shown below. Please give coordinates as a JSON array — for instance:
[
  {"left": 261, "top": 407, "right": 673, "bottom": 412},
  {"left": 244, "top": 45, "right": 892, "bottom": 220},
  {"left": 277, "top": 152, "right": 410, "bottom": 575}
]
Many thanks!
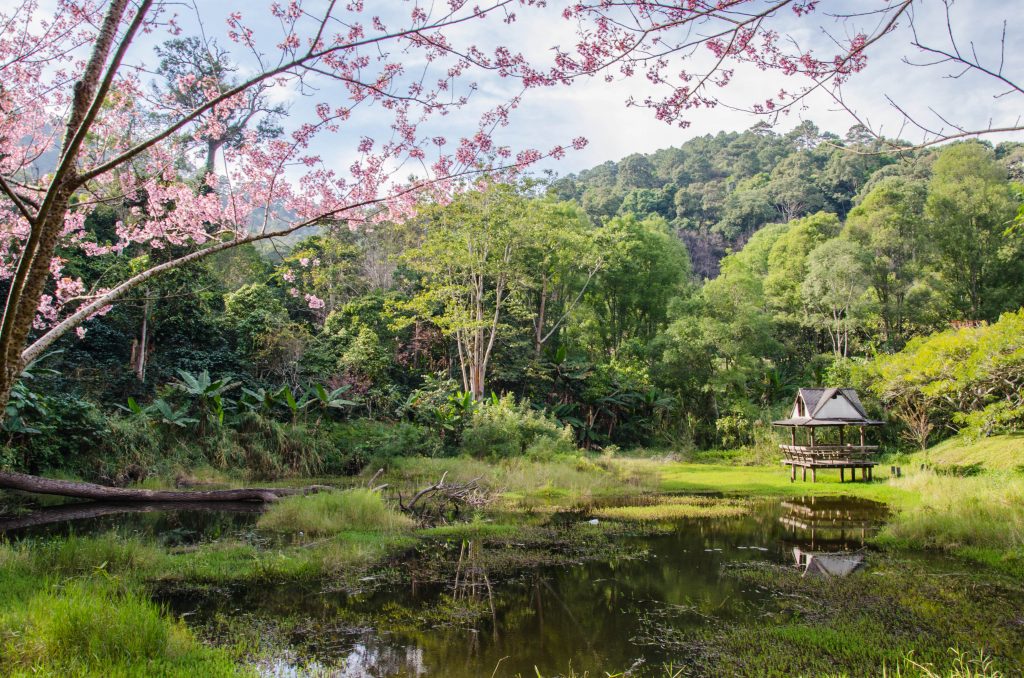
[{"left": 779, "top": 444, "right": 878, "bottom": 465}]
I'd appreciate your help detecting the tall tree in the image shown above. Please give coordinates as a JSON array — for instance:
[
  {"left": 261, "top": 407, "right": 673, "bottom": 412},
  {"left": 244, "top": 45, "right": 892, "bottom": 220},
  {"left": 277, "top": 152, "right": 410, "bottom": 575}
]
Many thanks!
[
  {"left": 925, "top": 143, "right": 1021, "bottom": 320},
  {"left": 801, "top": 239, "right": 871, "bottom": 358},
  {"left": 843, "top": 176, "right": 931, "bottom": 349},
  {"left": 403, "top": 184, "right": 531, "bottom": 400},
  {"left": 153, "top": 37, "right": 285, "bottom": 175},
  {"left": 580, "top": 215, "right": 690, "bottom": 355},
  {"left": 519, "top": 200, "right": 604, "bottom": 357}
]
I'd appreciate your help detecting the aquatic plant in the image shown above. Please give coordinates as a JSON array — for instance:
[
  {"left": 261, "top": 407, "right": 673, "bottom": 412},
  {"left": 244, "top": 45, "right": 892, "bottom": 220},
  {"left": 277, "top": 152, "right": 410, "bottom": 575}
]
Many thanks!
[{"left": 592, "top": 496, "right": 751, "bottom": 521}]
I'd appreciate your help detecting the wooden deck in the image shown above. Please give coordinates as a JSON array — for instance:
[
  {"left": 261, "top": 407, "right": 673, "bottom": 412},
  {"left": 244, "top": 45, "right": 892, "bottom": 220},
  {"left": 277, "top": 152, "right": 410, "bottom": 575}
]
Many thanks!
[{"left": 780, "top": 444, "right": 878, "bottom": 482}]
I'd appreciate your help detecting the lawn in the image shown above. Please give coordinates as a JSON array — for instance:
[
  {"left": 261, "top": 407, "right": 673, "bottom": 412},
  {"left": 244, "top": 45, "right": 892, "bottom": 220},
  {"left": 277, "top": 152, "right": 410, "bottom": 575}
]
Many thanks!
[{"left": 621, "top": 459, "right": 912, "bottom": 506}]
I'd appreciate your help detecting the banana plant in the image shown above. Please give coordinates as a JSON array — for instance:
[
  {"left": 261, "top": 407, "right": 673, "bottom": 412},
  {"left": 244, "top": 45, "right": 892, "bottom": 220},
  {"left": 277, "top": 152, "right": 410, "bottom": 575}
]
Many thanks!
[
  {"left": 151, "top": 399, "right": 199, "bottom": 428},
  {"left": 115, "top": 396, "right": 148, "bottom": 417},
  {"left": 309, "top": 384, "right": 358, "bottom": 411},
  {"left": 274, "top": 385, "right": 303, "bottom": 422},
  {"left": 239, "top": 387, "right": 278, "bottom": 414},
  {"left": 171, "top": 370, "right": 239, "bottom": 434}
]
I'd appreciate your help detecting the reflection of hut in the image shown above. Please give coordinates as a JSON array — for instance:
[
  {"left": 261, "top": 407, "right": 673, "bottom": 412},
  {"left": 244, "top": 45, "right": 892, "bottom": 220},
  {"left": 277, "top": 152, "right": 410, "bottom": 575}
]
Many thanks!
[
  {"left": 779, "top": 496, "right": 886, "bottom": 549},
  {"left": 772, "top": 388, "right": 883, "bottom": 482},
  {"left": 792, "top": 547, "right": 864, "bottom": 577}
]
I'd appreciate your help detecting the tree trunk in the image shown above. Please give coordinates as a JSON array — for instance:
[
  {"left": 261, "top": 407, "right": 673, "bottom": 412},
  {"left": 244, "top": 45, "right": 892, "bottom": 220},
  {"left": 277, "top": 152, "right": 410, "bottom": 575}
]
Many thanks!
[{"left": 0, "top": 471, "right": 331, "bottom": 502}]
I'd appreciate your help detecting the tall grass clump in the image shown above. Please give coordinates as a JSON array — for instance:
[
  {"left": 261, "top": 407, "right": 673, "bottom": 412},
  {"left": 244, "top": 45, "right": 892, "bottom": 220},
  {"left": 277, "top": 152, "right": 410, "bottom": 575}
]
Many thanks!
[
  {"left": 257, "top": 489, "right": 413, "bottom": 535},
  {"left": 0, "top": 579, "right": 241, "bottom": 677},
  {"left": 880, "top": 471, "right": 1024, "bottom": 553}
]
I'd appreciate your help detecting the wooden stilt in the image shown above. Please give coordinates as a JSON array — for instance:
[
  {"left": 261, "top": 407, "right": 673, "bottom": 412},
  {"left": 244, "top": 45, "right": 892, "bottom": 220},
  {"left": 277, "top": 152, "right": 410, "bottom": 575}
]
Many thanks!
[
  {"left": 812, "top": 468, "right": 817, "bottom": 483},
  {"left": 840, "top": 467, "right": 844, "bottom": 483},
  {"left": 791, "top": 465, "right": 796, "bottom": 482},
  {"left": 802, "top": 467, "right": 807, "bottom": 482}
]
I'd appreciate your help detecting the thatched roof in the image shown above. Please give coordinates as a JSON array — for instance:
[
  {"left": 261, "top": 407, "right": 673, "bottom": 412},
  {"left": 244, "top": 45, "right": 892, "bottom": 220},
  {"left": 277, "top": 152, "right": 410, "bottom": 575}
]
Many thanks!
[{"left": 772, "top": 388, "right": 883, "bottom": 427}]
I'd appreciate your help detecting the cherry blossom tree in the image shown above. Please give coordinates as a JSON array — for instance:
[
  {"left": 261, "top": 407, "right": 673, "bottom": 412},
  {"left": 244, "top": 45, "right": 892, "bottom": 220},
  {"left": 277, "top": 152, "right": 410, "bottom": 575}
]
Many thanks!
[
  {"left": 2, "top": 0, "right": 1020, "bottom": 431},
  {"left": 0, "top": 0, "right": 578, "bottom": 417}
]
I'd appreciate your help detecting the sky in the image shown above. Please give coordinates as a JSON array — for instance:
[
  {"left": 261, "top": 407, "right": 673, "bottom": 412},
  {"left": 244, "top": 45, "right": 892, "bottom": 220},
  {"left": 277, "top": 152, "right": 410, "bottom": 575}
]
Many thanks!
[{"left": 8, "top": 0, "right": 1024, "bottom": 178}]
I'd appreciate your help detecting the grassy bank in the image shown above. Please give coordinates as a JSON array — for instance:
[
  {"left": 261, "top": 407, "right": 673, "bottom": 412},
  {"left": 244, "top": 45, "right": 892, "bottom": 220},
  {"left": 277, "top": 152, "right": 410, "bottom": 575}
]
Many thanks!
[
  {"left": 670, "top": 556, "right": 1024, "bottom": 677},
  {"left": 0, "top": 536, "right": 246, "bottom": 677},
  {"left": 878, "top": 471, "right": 1024, "bottom": 576},
  {"left": 909, "top": 433, "right": 1024, "bottom": 472},
  {"left": 3, "top": 442, "right": 1022, "bottom": 674}
]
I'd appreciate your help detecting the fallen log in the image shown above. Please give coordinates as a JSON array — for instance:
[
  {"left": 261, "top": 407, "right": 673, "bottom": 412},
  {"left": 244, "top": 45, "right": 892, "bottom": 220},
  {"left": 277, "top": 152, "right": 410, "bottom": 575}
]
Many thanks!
[
  {"left": 0, "top": 470, "right": 332, "bottom": 503},
  {"left": 0, "top": 500, "right": 263, "bottom": 533}
]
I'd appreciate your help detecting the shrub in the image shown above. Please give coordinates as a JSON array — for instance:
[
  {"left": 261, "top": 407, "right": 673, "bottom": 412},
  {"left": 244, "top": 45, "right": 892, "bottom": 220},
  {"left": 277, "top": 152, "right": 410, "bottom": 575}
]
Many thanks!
[
  {"left": 460, "top": 394, "right": 577, "bottom": 459},
  {"left": 257, "top": 489, "right": 413, "bottom": 535},
  {"left": 325, "top": 419, "right": 441, "bottom": 474}
]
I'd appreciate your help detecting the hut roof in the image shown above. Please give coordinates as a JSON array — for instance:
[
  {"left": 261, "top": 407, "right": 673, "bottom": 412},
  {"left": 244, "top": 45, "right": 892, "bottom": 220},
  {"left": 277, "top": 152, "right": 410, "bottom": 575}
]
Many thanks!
[{"left": 772, "top": 388, "right": 883, "bottom": 427}]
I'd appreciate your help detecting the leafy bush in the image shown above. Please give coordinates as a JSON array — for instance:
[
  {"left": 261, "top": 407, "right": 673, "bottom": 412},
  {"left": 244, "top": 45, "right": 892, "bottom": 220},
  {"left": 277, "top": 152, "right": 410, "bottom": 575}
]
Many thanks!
[
  {"left": 325, "top": 419, "right": 441, "bottom": 474},
  {"left": 714, "top": 404, "right": 756, "bottom": 449},
  {"left": 460, "top": 394, "right": 576, "bottom": 459},
  {"left": 2, "top": 387, "right": 107, "bottom": 475},
  {"left": 955, "top": 401, "right": 1024, "bottom": 440}
]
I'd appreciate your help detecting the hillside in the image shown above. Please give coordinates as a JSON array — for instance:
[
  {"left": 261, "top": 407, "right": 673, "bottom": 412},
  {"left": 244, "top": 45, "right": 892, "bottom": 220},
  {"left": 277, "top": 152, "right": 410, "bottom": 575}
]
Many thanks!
[
  {"left": 916, "top": 434, "right": 1024, "bottom": 472},
  {"left": 551, "top": 122, "right": 1024, "bottom": 278}
]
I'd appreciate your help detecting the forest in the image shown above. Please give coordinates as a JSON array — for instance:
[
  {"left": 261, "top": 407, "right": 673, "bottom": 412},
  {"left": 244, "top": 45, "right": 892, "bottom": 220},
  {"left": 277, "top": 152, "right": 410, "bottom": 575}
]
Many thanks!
[
  {"left": 3, "top": 2, "right": 1024, "bottom": 677},
  {"left": 5, "top": 124, "right": 1023, "bottom": 478}
]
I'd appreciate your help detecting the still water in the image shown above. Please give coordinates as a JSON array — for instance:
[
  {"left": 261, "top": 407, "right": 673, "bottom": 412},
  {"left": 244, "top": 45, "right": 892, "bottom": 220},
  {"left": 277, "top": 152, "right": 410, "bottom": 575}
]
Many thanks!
[{"left": 1, "top": 495, "right": 889, "bottom": 676}]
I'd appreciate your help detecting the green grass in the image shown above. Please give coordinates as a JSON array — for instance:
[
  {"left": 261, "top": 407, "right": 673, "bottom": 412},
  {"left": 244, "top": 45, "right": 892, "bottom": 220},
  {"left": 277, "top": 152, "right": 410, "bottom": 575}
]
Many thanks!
[
  {"left": 666, "top": 558, "right": 1024, "bottom": 677},
  {"left": 257, "top": 489, "right": 413, "bottom": 535},
  {"left": 382, "top": 454, "right": 656, "bottom": 509},
  {"left": 0, "top": 579, "right": 244, "bottom": 677},
  {"left": 877, "top": 470, "right": 1024, "bottom": 576},
  {"left": 592, "top": 496, "right": 751, "bottom": 521},
  {"left": 157, "top": 533, "right": 415, "bottom": 583},
  {"left": 0, "top": 538, "right": 245, "bottom": 677},
  {"left": 911, "top": 433, "right": 1024, "bottom": 472},
  {"left": 632, "top": 459, "right": 910, "bottom": 505}
]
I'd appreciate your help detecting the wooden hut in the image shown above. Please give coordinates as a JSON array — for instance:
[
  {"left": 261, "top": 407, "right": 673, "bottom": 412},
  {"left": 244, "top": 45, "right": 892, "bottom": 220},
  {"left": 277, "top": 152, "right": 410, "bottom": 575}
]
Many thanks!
[{"left": 772, "top": 388, "right": 883, "bottom": 483}]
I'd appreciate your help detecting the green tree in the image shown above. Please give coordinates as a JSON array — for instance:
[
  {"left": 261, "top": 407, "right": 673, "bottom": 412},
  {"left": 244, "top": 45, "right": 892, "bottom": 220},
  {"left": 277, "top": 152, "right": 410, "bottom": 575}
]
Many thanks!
[
  {"left": 518, "top": 200, "right": 603, "bottom": 357},
  {"left": 714, "top": 174, "right": 775, "bottom": 240},
  {"left": 764, "top": 212, "right": 840, "bottom": 324},
  {"left": 766, "top": 153, "right": 826, "bottom": 222},
  {"left": 580, "top": 215, "right": 690, "bottom": 354},
  {"left": 223, "top": 283, "right": 290, "bottom": 357},
  {"left": 403, "top": 184, "right": 531, "bottom": 400},
  {"left": 844, "top": 176, "right": 933, "bottom": 349},
  {"left": 801, "top": 239, "right": 871, "bottom": 358},
  {"left": 925, "top": 142, "right": 1021, "bottom": 320}
]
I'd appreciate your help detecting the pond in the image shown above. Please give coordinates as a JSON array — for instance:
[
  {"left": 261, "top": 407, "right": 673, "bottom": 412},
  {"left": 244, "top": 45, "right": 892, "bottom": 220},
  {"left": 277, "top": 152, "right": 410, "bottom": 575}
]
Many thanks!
[{"left": 3, "top": 494, "right": 923, "bottom": 677}]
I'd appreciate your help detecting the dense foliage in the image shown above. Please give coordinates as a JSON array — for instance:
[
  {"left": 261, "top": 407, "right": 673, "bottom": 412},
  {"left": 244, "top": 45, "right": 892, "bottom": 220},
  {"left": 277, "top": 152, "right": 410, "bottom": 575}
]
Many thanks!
[{"left": 4, "top": 126, "right": 1024, "bottom": 478}]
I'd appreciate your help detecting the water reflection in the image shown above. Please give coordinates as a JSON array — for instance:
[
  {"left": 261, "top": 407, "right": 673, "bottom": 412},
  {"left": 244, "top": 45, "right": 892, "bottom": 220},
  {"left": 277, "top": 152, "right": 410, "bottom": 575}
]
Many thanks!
[
  {"left": 1, "top": 494, "right": 891, "bottom": 676},
  {"left": 0, "top": 500, "right": 262, "bottom": 545}
]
